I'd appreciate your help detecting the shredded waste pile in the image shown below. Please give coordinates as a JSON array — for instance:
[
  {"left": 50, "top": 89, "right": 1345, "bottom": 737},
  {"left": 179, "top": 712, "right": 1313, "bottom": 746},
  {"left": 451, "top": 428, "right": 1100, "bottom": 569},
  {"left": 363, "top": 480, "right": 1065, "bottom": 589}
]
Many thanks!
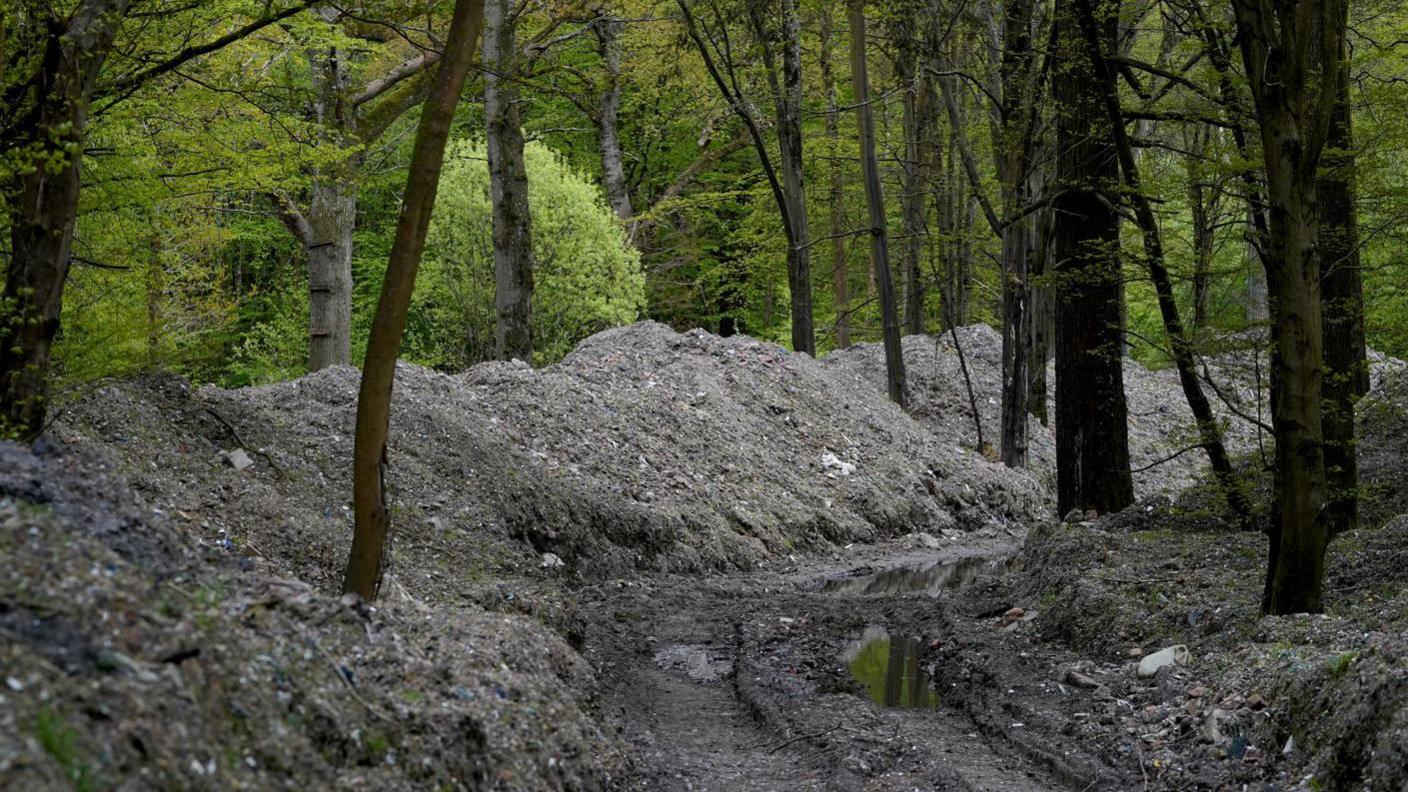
[
  {"left": 51, "top": 322, "right": 1046, "bottom": 593},
  {"left": 0, "top": 444, "right": 628, "bottom": 790},
  {"left": 824, "top": 325, "right": 1274, "bottom": 499}
]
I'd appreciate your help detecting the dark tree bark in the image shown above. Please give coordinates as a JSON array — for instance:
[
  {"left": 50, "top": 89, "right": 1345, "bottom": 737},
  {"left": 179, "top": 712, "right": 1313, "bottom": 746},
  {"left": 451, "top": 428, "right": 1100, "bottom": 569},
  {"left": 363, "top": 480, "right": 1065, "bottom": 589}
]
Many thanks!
[
  {"left": 1073, "top": 0, "right": 1252, "bottom": 525},
  {"left": 344, "top": 0, "right": 485, "bottom": 600},
  {"left": 747, "top": 0, "right": 816, "bottom": 356},
  {"left": 1050, "top": 0, "right": 1134, "bottom": 516},
  {"left": 849, "top": 0, "right": 905, "bottom": 406},
  {"left": 1229, "top": 0, "right": 1345, "bottom": 614},
  {"left": 1028, "top": 202, "right": 1054, "bottom": 426},
  {"left": 818, "top": 7, "right": 851, "bottom": 348},
  {"left": 897, "top": 33, "right": 932, "bottom": 336},
  {"left": 677, "top": 0, "right": 812, "bottom": 354},
  {"left": 485, "top": 0, "right": 534, "bottom": 362},
  {"left": 1, "top": 0, "right": 129, "bottom": 438},
  {"left": 1319, "top": 27, "right": 1367, "bottom": 537}
]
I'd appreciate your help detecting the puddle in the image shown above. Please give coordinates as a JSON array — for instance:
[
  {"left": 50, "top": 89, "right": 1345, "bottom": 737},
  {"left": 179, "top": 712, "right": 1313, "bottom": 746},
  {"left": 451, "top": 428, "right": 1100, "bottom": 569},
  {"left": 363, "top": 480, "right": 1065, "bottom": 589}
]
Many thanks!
[
  {"left": 841, "top": 626, "right": 940, "bottom": 710},
  {"left": 823, "top": 554, "right": 1017, "bottom": 596}
]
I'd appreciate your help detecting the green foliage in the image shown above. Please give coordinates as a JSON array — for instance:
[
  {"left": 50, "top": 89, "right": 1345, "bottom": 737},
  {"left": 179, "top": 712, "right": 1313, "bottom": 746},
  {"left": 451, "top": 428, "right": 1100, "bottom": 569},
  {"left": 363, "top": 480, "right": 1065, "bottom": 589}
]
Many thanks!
[
  {"left": 34, "top": 707, "right": 96, "bottom": 791},
  {"left": 412, "top": 139, "right": 645, "bottom": 368}
]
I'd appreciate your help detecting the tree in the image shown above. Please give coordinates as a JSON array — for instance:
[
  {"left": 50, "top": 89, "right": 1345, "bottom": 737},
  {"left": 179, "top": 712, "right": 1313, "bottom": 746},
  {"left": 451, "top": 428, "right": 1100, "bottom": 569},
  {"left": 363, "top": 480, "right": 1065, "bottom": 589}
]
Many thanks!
[
  {"left": 818, "top": 6, "right": 852, "bottom": 349},
  {"left": 344, "top": 0, "right": 486, "bottom": 600},
  {"left": 417, "top": 139, "right": 645, "bottom": 366},
  {"left": 677, "top": 0, "right": 815, "bottom": 356},
  {"left": 485, "top": 0, "right": 535, "bottom": 362},
  {"left": 1050, "top": 0, "right": 1134, "bottom": 516},
  {"left": 0, "top": 0, "right": 313, "bottom": 438},
  {"left": 849, "top": 0, "right": 905, "bottom": 407},
  {"left": 271, "top": 10, "right": 461, "bottom": 372},
  {"left": 1319, "top": 18, "right": 1367, "bottom": 537},
  {"left": 1072, "top": 0, "right": 1252, "bottom": 524},
  {"left": 1229, "top": 0, "right": 1348, "bottom": 614}
]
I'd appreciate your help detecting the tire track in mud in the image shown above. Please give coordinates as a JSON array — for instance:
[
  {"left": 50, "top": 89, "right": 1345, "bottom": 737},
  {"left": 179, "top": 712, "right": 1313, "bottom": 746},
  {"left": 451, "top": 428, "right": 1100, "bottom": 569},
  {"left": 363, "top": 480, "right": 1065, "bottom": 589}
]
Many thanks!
[{"left": 581, "top": 550, "right": 1108, "bottom": 791}]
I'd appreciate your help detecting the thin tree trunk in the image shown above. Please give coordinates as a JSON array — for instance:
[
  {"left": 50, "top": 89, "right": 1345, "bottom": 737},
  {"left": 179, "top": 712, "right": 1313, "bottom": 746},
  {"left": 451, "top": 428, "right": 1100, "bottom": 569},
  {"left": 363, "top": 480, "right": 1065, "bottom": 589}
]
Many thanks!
[
  {"left": 1051, "top": 0, "right": 1133, "bottom": 516},
  {"left": 747, "top": 0, "right": 816, "bottom": 355},
  {"left": 819, "top": 8, "right": 850, "bottom": 349},
  {"left": 485, "top": 0, "right": 534, "bottom": 362},
  {"left": 1319, "top": 34, "right": 1367, "bottom": 537},
  {"left": 344, "top": 0, "right": 485, "bottom": 600},
  {"left": 1028, "top": 205, "right": 1053, "bottom": 425},
  {"left": 0, "top": 0, "right": 128, "bottom": 438},
  {"left": 900, "top": 60, "right": 929, "bottom": 335},
  {"left": 849, "top": 0, "right": 905, "bottom": 406}
]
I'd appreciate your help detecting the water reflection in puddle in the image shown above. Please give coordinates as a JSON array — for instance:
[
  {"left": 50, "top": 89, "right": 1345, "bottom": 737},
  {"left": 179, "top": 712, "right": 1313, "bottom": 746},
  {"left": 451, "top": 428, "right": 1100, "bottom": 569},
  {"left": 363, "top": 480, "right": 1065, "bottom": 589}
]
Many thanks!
[
  {"left": 841, "top": 626, "right": 940, "bottom": 710},
  {"left": 823, "top": 554, "right": 1017, "bottom": 596}
]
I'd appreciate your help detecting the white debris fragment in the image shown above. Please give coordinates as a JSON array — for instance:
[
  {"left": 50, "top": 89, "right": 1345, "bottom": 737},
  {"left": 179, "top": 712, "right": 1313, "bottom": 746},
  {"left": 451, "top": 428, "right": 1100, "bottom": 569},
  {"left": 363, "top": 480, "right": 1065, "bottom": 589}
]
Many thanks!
[{"left": 821, "top": 451, "right": 856, "bottom": 477}]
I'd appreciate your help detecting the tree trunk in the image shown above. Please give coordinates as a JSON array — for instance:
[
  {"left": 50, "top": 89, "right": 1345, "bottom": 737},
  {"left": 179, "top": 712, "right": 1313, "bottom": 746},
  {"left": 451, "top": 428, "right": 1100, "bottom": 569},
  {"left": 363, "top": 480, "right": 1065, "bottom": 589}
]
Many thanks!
[
  {"left": 594, "top": 16, "right": 634, "bottom": 221},
  {"left": 1229, "top": 0, "right": 1344, "bottom": 615},
  {"left": 485, "top": 0, "right": 534, "bottom": 362},
  {"left": 306, "top": 180, "right": 357, "bottom": 369},
  {"left": 748, "top": 0, "right": 816, "bottom": 356},
  {"left": 0, "top": 0, "right": 128, "bottom": 439},
  {"left": 1074, "top": 0, "right": 1251, "bottom": 524},
  {"left": 849, "top": 0, "right": 905, "bottom": 406},
  {"left": 819, "top": 8, "right": 850, "bottom": 349},
  {"left": 345, "top": 0, "right": 485, "bottom": 600},
  {"left": 900, "top": 63, "right": 929, "bottom": 336},
  {"left": 1319, "top": 36, "right": 1366, "bottom": 537},
  {"left": 1051, "top": 0, "right": 1134, "bottom": 516},
  {"left": 1028, "top": 205, "right": 1053, "bottom": 425},
  {"left": 999, "top": 214, "right": 1030, "bottom": 467}
]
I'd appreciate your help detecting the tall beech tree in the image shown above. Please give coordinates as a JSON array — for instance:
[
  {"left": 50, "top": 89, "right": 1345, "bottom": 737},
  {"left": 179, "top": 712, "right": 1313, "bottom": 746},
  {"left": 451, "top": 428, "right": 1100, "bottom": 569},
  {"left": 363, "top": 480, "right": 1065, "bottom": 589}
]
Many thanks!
[
  {"left": 1229, "top": 0, "right": 1348, "bottom": 614},
  {"left": 677, "top": 0, "right": 815, "bottom": 356},
  {"left": 344, "top": 0, "right": 485, "bottom": 599},
  {"left": 485, "top": 0, "right": 535, "bottom": 361},
  {"left": 1050, "top": 0, "right": 1134, "bottom": 516},
  {"left": 1319, "top": 15, "right": 1368, "bottom": 537}
]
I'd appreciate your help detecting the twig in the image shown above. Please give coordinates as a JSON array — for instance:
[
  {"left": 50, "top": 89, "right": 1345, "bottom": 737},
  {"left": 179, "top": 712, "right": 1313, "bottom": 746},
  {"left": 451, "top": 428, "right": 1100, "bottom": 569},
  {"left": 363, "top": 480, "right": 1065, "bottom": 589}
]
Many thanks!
[{"left": 204, "top": 407, "right": 288, "bottom": 479}]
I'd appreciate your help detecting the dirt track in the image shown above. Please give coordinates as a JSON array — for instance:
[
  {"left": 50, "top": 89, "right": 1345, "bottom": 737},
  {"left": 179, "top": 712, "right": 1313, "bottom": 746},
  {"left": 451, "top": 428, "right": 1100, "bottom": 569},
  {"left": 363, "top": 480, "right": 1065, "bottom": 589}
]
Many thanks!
[{"left": 579, "top": 542, "right": 1131, "bottom": 791}]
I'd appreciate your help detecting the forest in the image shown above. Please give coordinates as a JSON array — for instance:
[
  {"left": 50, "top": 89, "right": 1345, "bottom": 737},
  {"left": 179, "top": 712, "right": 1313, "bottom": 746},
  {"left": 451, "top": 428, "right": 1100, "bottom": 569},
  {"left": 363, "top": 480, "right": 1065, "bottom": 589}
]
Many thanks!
[{"left": 3, "top": 0, "right": 1408, "bottom": 789}]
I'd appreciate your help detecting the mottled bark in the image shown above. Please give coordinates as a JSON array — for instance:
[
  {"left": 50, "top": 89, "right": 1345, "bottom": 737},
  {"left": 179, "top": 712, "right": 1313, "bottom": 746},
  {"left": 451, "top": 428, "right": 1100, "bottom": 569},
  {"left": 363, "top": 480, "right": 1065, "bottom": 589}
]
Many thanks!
[
  {"left": 593, "top": 16, "right": 634, "bottom": 221},
  {"left": 485, "top": 0, "right": 534, "bottom": 362}
]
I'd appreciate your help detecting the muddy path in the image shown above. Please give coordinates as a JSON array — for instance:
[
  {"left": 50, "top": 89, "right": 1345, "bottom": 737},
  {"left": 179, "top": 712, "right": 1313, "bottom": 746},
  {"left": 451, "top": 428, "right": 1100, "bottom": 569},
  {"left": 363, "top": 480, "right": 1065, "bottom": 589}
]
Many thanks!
[{"left": 579, "top": 544, "right": 1139, "bottom": 791}]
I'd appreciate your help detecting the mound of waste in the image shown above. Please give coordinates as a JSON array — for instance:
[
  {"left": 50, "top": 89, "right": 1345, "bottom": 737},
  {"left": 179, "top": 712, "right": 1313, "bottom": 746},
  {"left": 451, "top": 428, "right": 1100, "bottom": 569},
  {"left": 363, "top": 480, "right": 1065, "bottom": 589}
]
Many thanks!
[
  {"left": 0, "top": 444, "right": 627, "bottom": 790},
  {"left": 53, "top": 322, "right": 1045, "bottom": 593},
  {"left": 826, "top": 326, "right": 1277, "bottom": 501}
]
